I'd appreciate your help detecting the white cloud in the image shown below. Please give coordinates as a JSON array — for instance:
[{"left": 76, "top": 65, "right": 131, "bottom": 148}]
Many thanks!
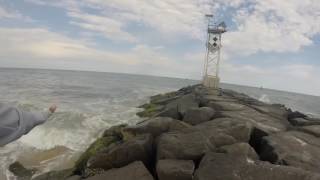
[
  {"left": 0, "top": 6, "right": 23, "bottom": 19},
  {"left": 68, "top": 11, "right": 137, "bottom": 42},
  {"left": 0, "top": 27, "right": 200, "bottom": 78},
  {"left": 224, "top": 0, "right": 320, "bottom": 56},
  {"left": 26, "top": 0, "right": 320, "bottom": 56},
  {"left": 0, "top": 5, "right": 34, "bottom": 22},
  {"left": 26, "top": 0, "right": 211, "bottom": 40}
]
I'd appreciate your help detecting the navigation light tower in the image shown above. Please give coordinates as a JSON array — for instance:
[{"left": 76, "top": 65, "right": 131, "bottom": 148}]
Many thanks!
[{"left": 203, "top": 14, "right": 227, "bottom": 88}]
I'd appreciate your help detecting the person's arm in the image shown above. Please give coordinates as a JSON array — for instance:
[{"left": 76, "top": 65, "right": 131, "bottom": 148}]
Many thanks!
[
  {"left": 0, "top": 104, "right": 57, "bottom": 146},
  {"left": 21, "top": 105, "right": 57, "bottom": 134}
]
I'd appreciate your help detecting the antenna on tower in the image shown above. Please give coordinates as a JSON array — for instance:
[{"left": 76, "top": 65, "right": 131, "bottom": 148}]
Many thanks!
[{"left": 202, "top": 13, "right": 227, "bottom": 89}]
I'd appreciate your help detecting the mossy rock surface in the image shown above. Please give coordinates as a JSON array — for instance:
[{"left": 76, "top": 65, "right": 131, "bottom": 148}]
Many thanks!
[
  {"left": 74, "top": 136, "right": 119, "bottom": 174},
  {"left": 74, "top": 124, "right": 128, "bottom": 175},
  {"left": 102, "top": 124, "right": 127, "bottom": 138},
  {"left": 137, "top": 103, "right": 164, "bottom": 117}
]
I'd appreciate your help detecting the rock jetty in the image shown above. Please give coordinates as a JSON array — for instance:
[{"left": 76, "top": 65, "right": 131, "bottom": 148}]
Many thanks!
[{"left": 10, "top": 84, "right": 320, "bottom": 180}]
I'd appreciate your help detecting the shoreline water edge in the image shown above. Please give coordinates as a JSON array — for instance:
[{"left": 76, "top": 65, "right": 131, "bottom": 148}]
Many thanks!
[{"left": 8, "top": 84, "right": 320, "bottom": 180}]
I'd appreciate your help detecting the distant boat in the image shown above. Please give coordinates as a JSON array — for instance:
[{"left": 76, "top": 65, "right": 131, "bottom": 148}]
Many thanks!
[{"left": 260, "top": 86, "right": 264, "bottom": 90}]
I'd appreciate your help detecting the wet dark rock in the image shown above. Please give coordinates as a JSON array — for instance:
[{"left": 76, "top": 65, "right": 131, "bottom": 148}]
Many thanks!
[
  {"left": 182, "top": 107, "right": 215, "bottom": 125},
  {"left": 194, "top": 152, "right": 320, "bottom": 180},
  {"left": 86, "top": 161, "right": 154, "bottom": 180},
  {"left": 8, "top": 161, "right": 36, "bottom": 180},
  {"left": 249, "top": 127, "right": 269, "bottom": 154},
  {"left": 260, "top": 131, "right": 320, "bottom": 173},
  {"left": 217, "top": 142, "right": 259, "bottom": 160},
  {"left": 87, "top": 134, "right": 153, "bottom": 171},
  {"left": 288, "top": 110, "right": 308, "bottom": 120},
  {"left": 156, "top": 159, "right": 194, "bottom": 180}
]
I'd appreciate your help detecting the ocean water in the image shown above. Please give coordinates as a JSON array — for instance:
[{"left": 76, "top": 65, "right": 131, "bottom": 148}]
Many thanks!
[{"left": 0, "top": 68, "right": 319, "bottom": 179}]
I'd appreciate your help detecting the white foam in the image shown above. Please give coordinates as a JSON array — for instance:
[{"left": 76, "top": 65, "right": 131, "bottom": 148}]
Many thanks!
[
  {"left": 259, "top": 94, "right": 271, "bottom": 103},
  {"left": 18, "top": 126, "right": 93, "bottom": 151}
]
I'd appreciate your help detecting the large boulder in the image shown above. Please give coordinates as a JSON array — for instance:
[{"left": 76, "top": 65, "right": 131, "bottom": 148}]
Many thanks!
[
  {"left": 194, "top": 152, "right": 320, "bottom": 180},
  {"left": 158, "top": 94, "right": 199, "bottom": 119},
  {"left": 157, "top": 118, "right": 253, "bottom": 160},
  {"left": 157, "top": 130, "right": 212, "bottom": 161},
  {"left": 123, "top": 117, "right": 191, "bottom": 138},
  {"left": 86, "top": 161, "right": 154, "bottom": 180},
  {"left": 216, "top": 142, "right": 259, "bottom": 160},
  {"left": 156, "top": 159, "right": 194, "bottom": 180},
  {"left": 87, "top": 134, "right": 153, "bottom": 171},
  {"left": 193, "top": 118, "right": 252, "bottom": 144},
  {"left": 260, "top": 131, "right": 320, "bottom": 173},
  {"left": 182, "top": 107, "right": 215, "bottom": 125}
]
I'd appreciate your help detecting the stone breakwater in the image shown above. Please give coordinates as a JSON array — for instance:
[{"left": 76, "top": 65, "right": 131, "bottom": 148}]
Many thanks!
[{"left": 10, "top": 84, "right": 320, "bottom": 180}]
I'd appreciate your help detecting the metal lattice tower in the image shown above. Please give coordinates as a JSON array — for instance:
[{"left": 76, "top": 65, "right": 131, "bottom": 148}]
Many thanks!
[{"left": 202, "top": 14, "right": 227, "bottom": 88}]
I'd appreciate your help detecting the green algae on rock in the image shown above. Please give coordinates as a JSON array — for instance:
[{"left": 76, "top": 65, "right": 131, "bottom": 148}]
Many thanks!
[
  {"left": 136, "top": 103, "right": 164, "bottom": 118},
  {"left": 74, "top": 124, "right": 128, "bottom": 175}
]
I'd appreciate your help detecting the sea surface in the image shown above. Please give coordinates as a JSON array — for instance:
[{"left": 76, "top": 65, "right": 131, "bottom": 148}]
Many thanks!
[{"left": 0, "top": 68, "right": 319, "bottom": 179}]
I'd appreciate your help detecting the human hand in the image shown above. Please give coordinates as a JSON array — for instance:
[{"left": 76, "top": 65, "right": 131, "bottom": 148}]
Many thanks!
[{"left": 49, "top": 104, "right": 57, "bottom": 113}]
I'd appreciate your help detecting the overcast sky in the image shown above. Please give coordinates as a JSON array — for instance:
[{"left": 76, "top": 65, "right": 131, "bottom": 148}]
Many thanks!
[{"left": 0, "top": 0, "right": 319, "bottom": 96}]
